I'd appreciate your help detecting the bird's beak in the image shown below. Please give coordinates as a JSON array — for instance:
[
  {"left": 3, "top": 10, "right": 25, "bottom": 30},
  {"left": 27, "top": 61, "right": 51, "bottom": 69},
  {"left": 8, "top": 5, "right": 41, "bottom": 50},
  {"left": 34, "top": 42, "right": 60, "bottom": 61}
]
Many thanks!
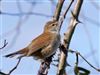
[
  {"left": 58, "top": 21, "right": 62, "bottom": 31},
  {"left": 54, "top": 21, "right": 58, "bottom": 26},
  {"left": 56, "top": 22, "right": 61, "bottom": 32},
  {"left": 53, "top": 21, "right": 60, "bottom": 32}
]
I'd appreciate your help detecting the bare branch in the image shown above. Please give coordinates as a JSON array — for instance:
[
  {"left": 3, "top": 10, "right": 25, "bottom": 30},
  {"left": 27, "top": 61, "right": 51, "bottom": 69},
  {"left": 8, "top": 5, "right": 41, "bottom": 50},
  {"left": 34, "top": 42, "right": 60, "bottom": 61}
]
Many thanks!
[
  {"left": 1, "top": 12, "right": 52, "bottom": 17},
  {"left": 8, "top": 58, "right": 22, "bottom": 75},
  {"left": 59, "top": 0, "right": 74, "bottom": 30},
  {"left": 91, "top": 0, "right": 100, "bottom": 9},
  {"left": 63, "top": 0, "right": 74, "bottom": 19},
  {"left": 57, "top": 0, "right": 83, "bottom": 75},
  {"left": 0, "top": 71, "right": 7, "bottom": 75},
  {"left": 0, "top": 40, "right": 8, "bottom": 50},
  {"left": 53, "top": 0, "right": 65, "bottom": 21},
  {"left": 68, "top": 49, "right": 100, "bottom": 72},
  {"left": 81, "top": 14, "right": 100, "bottom": 27},
  {"left": 0, "top": 58, "right": 22, "bottom": 75},
  {"left": 82, "top": 24, "right": 99, "bottom": 67},
  {"left": 3, "top": 2, "right": 35, "bottom": 50}
]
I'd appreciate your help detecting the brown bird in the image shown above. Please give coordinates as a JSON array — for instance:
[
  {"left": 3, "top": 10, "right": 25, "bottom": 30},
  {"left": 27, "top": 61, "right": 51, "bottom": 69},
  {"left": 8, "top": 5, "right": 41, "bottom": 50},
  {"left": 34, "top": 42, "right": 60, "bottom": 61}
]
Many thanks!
[{"left": 5, "top": 20, "right": 61, "bottom": 61}]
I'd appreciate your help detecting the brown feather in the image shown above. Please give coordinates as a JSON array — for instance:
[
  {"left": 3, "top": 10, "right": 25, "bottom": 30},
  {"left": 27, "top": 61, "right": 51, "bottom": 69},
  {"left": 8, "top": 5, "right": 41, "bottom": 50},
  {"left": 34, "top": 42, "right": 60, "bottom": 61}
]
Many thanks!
[
  {"left": 5, "top": 47, "right": 28, "bottom": 58},
  {"left": 27, "top": 32, "right": 53, "bottom": 56}
]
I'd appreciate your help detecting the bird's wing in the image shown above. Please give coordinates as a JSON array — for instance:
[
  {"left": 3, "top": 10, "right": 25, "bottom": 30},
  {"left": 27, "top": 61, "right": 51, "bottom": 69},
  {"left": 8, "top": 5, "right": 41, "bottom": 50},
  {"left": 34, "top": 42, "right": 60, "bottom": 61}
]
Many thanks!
[{"left": 27, "top": 32, "right": 52, "bottom": 56}]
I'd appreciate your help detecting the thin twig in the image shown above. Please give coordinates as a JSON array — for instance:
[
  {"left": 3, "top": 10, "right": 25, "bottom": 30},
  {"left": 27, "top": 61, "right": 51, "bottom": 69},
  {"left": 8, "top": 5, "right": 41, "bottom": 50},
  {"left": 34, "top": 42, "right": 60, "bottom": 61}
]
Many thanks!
[
  {"left": 53, "top": 0, "right": 65, "bottom": 21},
  {"left": 63, "top": 0, "right": 74, "bottom": 19},
  {"left": 75, "top": 52, "right": 79, "bottom": 65},
  {"left": 3, "top": 2, "right": 35, "bottom": 50},
  {"left": 8, "top": 58, "right": 22, "bottom": 75},
  {"left": 91, "top": 0, "right": 100, "bottom": 9},
  {"left": 0, "top": 71, "right": 7, "bottom": 75},
  {"left": 0, "top": 40, "right": 8, "bottom": 49},
  {"left": 50, "top": 0, "right": 56, "bottom": 15},
  {"left": 59, "top": 0, "right": 74, "bottom": 30},
  {"left": 1, "top": 12, "right": 52, "bottom": 17},
  {"left": 82, "top": 24, "right": 99, "bottom": 67},
  {"left": 0, "top": 58, "right": 22, "bottom": 75},
  {"left": 0, "top": 56, "right": 22, "bottom": 75},
  {"left": 79, "top": 53, "right": 100, "bottom": 72},
  {"left": 67, "top": 49, "right": 97, "bottom": 74},
  {"left": 68, "top": 49, "right": 100, "bottom": 72},
  {"left": 81, "top": 14, "right": 100, "bottom": 27}
]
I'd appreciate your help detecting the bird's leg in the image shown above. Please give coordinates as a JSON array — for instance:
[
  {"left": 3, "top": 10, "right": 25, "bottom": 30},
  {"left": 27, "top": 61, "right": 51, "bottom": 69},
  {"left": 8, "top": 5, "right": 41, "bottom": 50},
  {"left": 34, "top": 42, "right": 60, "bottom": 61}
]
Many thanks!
[{"left": 38, "top": 56, "right": 53, "bottom": 75}]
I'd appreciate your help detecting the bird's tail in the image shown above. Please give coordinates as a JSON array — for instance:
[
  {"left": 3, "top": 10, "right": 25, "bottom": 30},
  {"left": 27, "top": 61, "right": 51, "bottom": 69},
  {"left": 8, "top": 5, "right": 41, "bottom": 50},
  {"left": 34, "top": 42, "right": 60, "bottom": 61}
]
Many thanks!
[{"left": 5, "top": 47, "right": 28, "bottom": 58}]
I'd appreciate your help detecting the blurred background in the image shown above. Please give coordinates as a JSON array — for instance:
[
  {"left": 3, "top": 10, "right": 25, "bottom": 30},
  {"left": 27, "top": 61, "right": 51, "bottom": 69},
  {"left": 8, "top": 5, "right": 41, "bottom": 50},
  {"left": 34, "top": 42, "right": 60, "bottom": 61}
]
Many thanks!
[{"left": 0, "top": 0, "right": 100, "bottom": 75}]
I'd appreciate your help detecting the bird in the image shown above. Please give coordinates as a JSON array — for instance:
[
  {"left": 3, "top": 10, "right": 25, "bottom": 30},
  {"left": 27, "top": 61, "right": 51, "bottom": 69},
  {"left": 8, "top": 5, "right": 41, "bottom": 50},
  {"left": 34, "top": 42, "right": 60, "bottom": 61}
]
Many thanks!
[{"left": 5, "top": 20, "right": 61, "bottom": 61}]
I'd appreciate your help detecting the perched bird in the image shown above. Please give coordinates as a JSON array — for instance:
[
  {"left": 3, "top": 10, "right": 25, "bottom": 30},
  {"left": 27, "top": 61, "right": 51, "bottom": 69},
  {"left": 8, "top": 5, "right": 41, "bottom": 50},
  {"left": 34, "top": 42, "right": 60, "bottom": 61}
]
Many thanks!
[{"left": 5, "top": 20, "right": 61, "bottom": 61}]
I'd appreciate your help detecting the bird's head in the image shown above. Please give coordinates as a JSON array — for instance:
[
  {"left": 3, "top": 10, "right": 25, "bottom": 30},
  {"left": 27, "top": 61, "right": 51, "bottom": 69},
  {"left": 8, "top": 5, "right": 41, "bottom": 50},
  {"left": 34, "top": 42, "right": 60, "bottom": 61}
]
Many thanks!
[{"left": 44, "top": 20, "right": 60, "bottom": 33}]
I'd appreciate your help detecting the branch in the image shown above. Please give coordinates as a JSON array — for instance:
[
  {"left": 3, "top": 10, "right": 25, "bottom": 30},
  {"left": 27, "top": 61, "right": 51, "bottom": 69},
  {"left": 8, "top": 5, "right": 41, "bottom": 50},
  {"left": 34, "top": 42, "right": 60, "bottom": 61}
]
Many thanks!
[
  {"left": 1, "top": 12, "right": 52, "bottom": 17},
  {"left": 81, "top": 14, "right": 100, "bottom": 27},
  {"left": 0, "top": 58, "right": 22, "bottom": 75},
  {"left": 68, "top": 49, "right": 100, "bottom": 72},
  {"left": 59, "top": 0, "right": 74, "bottom": 30},
  {"left": 91, "top": 0, "right": 100, "bottom": 9},
  {"left": 0, "top": 71, "right": 7, "bottom": 75},
  {"left": 0, "top": 40, "right": 8, "bottom": 50},
  {"left": 53, "top": 0, "right": 65, "bottom": 21},
  {"left": 2, "top": 2, "right": 35, "bottom": 50},
  {"left": 8, "top": 58, "right": 22, "bottom": 75},
  {"left": 57, "top": 0, "right": 83, "bottom": 75},
  {"left": 82, "top": 24, "right": 99, "bottom": 67}
]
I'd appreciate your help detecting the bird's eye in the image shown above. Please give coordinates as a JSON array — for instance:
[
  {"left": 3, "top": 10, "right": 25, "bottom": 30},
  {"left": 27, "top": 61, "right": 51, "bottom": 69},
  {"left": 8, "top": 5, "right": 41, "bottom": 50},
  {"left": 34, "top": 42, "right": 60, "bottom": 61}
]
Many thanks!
[{"left": 52, "top": 24, "right": 55, "bottom": 26}]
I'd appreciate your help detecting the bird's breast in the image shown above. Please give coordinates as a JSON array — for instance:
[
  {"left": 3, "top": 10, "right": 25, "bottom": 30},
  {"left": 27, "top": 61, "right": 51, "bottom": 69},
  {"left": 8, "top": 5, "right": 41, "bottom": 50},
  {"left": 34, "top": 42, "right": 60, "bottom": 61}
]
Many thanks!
[{"left": 42, "top": 34, "right": 60, "bottom": 58}]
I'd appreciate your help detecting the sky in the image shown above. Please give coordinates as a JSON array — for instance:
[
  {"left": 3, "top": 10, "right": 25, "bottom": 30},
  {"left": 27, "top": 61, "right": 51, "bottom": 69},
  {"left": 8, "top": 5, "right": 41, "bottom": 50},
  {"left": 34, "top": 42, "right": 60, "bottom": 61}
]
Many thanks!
[{"left": 0, "top": 0, "right": 100, "bottom": 75}]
